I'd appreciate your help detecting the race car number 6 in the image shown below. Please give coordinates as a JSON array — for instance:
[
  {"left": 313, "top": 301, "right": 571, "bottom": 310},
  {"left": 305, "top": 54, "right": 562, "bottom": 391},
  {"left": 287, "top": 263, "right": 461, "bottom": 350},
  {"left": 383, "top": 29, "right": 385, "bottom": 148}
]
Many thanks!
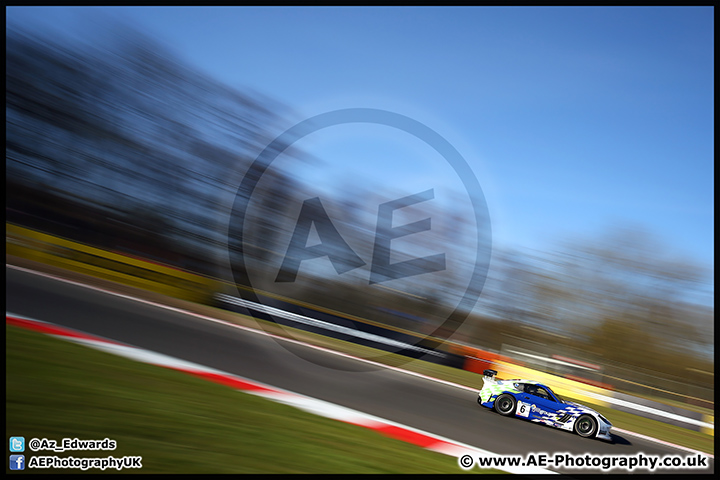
[{"left": 517, "top": 401, "right": 530, "bottom": 417}]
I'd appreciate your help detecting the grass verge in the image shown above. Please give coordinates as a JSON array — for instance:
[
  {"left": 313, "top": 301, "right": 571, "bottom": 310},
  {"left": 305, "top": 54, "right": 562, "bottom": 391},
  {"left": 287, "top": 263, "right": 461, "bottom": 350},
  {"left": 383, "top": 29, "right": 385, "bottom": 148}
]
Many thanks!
[{"left": 6, "top": 325, "right": 499, "bottom": 474}]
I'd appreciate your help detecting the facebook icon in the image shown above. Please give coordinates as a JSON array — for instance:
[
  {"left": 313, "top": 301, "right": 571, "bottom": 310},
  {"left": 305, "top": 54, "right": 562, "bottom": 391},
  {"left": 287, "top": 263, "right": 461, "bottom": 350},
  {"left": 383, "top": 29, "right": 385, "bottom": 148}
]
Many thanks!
[{"left": 10, "top": 454, "right": 25, "bottom": 470}]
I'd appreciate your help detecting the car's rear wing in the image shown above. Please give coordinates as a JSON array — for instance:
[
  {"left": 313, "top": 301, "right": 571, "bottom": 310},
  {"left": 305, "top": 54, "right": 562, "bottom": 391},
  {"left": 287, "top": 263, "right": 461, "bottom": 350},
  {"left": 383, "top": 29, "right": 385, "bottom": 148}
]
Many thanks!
[{"left": 481, "top": 369, "right": 525, "bottom": 386}]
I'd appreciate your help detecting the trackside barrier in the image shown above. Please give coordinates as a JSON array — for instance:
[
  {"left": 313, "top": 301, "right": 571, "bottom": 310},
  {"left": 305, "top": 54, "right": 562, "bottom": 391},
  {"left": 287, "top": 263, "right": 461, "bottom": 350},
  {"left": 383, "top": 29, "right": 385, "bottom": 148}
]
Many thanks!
[
  {"left": 609, "top": 391, "right": 715, "bottom": 435},
  {"left": 452, "top": 345, "right": 517, "bottom": 374},
  {"left": 6, "top": 223, "right": 218, "bottom": 305},
  {"left": 215, "top": 293, "right": 467, "bottom": 369},
  {"left": 702, "top": 416, "right": 714, "bottom": 436}
]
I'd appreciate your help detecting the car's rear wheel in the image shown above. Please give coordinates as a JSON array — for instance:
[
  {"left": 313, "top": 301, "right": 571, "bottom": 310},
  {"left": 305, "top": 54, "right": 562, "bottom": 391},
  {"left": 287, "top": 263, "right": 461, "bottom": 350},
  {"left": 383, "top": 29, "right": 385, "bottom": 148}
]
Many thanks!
[
  {"left": 574, "top": 415, "right": 597, "bottom": 438},
  {"left": 494, "top": 394, "right": 516, "bottom": 416}
]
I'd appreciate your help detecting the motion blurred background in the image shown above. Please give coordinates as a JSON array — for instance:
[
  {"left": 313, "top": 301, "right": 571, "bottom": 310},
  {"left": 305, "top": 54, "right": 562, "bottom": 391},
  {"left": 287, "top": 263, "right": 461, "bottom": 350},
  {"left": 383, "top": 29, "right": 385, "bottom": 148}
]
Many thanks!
[{"left": 6, "top": 7, "right": 713, "bottom": 407}]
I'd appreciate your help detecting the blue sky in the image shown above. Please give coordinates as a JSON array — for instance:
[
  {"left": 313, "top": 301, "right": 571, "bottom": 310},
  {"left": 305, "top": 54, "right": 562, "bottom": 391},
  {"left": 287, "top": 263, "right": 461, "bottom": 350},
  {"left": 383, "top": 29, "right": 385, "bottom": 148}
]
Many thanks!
[{"left": 7, "top": 7, "right": 714, "bottom": 297}]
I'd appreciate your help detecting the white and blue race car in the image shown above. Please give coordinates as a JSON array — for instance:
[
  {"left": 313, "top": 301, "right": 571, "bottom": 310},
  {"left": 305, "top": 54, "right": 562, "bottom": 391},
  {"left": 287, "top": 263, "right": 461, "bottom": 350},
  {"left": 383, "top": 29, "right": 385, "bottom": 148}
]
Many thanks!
[{"left": 477, "top": 369, "right": 613, "bottom": 441}]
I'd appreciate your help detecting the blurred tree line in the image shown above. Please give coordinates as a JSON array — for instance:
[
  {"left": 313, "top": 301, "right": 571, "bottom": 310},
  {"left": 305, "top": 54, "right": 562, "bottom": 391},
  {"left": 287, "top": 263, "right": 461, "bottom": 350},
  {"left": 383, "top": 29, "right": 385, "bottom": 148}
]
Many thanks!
[
  {"left": 6, "top": 26, "right": 712, "bottom": 400},
  {"left": 465, "top": 227, "right": 714, "bottom": 401},
  {"left": 7, "top": 25, "right": 288, "bottom": 275}
]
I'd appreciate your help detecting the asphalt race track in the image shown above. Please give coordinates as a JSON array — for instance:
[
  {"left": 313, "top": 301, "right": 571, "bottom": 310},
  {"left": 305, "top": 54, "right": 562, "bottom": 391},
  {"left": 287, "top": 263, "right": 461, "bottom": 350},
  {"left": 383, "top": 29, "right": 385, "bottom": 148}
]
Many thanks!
[{"left": 6, "top": 265, "right": 714, "bottom": 474}]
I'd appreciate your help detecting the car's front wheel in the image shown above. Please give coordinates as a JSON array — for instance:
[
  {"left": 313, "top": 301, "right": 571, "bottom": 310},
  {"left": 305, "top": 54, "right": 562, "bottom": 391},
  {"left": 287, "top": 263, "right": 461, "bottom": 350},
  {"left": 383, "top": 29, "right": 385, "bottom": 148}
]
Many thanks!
[
  {"left": 574, "top": 415, "right": 598, "bottom": 438},
  {"left": 494, "top": 394, "right": 516, "bottom": 416}
]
